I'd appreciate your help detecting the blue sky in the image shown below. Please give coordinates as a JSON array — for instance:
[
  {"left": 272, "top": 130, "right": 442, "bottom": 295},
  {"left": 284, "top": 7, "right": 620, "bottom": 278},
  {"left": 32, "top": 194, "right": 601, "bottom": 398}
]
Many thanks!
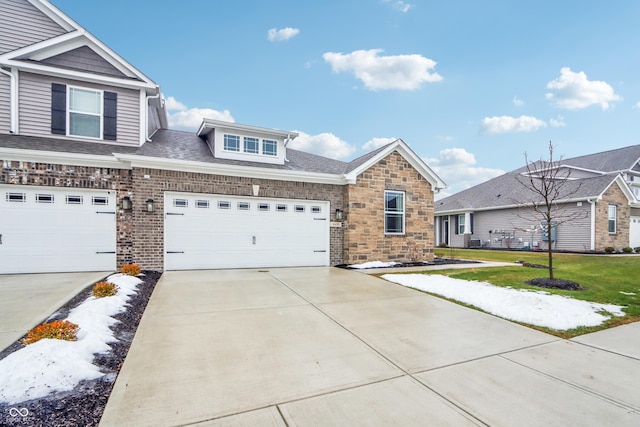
[{"left": 52, "top": 0, "right": 640, "bottom": 198}]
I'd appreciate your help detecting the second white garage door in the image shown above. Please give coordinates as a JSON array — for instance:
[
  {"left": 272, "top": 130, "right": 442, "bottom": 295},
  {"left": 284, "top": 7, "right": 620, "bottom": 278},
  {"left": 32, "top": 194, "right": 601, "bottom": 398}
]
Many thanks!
[{"left": 164, "top": 192, "right": 330, "bottom": 270}]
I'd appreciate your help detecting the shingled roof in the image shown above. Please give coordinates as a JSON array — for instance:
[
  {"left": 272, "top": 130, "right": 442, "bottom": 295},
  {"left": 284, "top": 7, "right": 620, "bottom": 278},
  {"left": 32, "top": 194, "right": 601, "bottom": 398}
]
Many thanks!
[{"left": 436, "top": 144, "right": 640, "bottom": 214}]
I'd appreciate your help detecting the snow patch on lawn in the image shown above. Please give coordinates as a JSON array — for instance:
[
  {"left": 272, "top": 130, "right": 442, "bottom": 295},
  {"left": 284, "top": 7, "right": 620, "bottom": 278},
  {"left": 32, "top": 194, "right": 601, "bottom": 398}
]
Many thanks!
[
  {"left": 0, "top": 274, "right": 142, "bottom": 404},
  {"left": 383, "top": 274, "right": 625, "bottom": 330},
  {"left": 349, "top": 261, "right": 401, "bottom": 269}
]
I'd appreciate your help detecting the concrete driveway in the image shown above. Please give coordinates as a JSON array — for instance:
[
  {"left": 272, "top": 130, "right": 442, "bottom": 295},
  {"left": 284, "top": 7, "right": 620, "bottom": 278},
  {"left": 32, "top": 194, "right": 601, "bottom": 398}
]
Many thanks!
[
  {"left": 0, "top": 272, "right": 111, "bottom": 352},
  {"left": 100, "top": 268, "right": 640, "bottom": 426}
]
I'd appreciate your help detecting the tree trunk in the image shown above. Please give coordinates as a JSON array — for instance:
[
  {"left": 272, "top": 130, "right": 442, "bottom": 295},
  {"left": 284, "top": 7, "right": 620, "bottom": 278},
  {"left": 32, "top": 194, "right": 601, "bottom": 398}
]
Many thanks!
[{"left": 547, "top": 219, "right": 554, "bottom": 279}]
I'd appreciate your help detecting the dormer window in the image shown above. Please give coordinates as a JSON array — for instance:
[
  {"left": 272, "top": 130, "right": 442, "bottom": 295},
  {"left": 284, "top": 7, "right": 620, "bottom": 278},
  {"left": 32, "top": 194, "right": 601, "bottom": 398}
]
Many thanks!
[
  {"left": 263, "top": 139, "right": 277, "bottom": 156},
  {"left": 224, "top": 134, "right": 240, "bottom": 152},
  {"left": 244, "top": 137, "right": 259, "bottom": 154}
]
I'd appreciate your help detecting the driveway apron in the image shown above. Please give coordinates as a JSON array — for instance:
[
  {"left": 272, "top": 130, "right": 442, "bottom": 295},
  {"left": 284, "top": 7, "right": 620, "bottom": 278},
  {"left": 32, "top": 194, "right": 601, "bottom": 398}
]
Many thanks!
[
  {"left": 100, "top": 267, "right": 640, "bottom": 426},
  {"left": 0, "top": 272, "right": 110, "bottom": 352}
]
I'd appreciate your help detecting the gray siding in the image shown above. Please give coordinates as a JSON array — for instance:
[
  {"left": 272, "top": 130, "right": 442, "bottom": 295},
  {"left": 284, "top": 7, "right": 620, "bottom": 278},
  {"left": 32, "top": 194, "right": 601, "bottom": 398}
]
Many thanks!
[
  {"left": 147, "top": 101, "right": 162, "bottom": 137},
  {"left": 18, "top": 72, "right": 141, "bottom": 146},
  {"left": 471, "top": 204, "right": 591, "bottom": 251},
  {"left": 0, "top": 72, "right": 10, "bottom": 133},
  {"left": 0, "top": 0, "right": 67, "bottom": 54},
  {"left": 41, "top": 46, "right": 129, "bottom": 78}
]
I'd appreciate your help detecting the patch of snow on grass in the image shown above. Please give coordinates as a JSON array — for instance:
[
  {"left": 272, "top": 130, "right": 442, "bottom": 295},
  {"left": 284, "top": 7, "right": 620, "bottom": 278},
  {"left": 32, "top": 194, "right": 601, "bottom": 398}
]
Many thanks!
[
  {"left": 0, "top": 274, "right": 142, "bottom": 404},
  {"left": 349, "top": 261, "right": 401, "bottom": 269},
  {"left": 383, "top": 274, "right": 625, "bottom": 330},
  {"left": 619, "top": 291, "right": 636, "bottom": 296}
]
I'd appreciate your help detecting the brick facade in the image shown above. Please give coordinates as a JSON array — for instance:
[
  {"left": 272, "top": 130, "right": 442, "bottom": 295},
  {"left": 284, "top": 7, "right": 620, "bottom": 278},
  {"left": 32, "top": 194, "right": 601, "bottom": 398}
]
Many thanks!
[
  {"left": 129, "top": 167, "right": 346, "bottom": 271},
  {"left": 594, "top": 181, "right": 630, "bottom": 250},
  {"left": 343, "top": 151, "right": 434, "bottom": 264}
]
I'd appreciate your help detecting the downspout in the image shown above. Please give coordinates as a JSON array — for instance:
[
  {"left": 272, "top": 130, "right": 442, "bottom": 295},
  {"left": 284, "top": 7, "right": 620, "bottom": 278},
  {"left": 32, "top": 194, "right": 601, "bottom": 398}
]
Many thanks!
[
  {"left": 0, "top": 67, "right": 17, "bottom": 133},
  {"left": 587, "top": 198, "right": 596, "bottom": 250},
  {"left": 145, "top": 86, "right": 162, "bottom": 142}
]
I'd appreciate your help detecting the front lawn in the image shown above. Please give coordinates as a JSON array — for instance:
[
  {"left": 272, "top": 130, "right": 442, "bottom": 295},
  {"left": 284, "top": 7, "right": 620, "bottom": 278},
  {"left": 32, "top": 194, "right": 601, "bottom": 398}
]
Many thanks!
[{"left": 429, "top": 249, "right": 640, "bottom": 337}]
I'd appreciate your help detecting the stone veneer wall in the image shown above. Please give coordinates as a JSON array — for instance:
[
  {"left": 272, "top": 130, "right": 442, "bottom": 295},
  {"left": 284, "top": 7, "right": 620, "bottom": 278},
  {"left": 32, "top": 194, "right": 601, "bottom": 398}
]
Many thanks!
[
  {"left": 0, "top": 159, "right": 134, "bottom": 267},
  {"left": 130, "top": 167, "right": 345, "bottom": 271},
  {"left": 343, "top": 151, "right": 434, "bottom": 264},
  {"left": 594, "top": 182, "right": 630, "bottom": 250}
]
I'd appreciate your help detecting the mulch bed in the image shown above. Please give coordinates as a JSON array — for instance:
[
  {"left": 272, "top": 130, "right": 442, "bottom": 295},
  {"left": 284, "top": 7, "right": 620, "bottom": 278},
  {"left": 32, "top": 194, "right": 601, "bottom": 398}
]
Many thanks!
[
  {"left": 526, "top": 277, "right": 584, "bottom": 291},
  {"left": 0, "top": 271, "right": 161, "bottom": 427}
]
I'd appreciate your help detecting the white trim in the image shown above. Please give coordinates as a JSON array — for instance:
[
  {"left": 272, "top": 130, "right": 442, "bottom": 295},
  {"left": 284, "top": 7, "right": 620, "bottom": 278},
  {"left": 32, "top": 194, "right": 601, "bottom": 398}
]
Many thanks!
[
  {"left": 27, "top": 0, "right": 78, "bottom": 31},
  {"left": 384, "top": 190, "right": 405, "bottom": 235},
  {"left": 344, "top": 139, "right": 447, "bottom": 190},
  {"left": 588, "top": 199, "right": 596, "bottom": 250},
  {"left": 67, "top": 85, "right": 103, "bottom": 139},
  {"left": 197, "top": 118, "right": 298, "bottom": 140},
  {"left": 0, "top": 67, "right": 18, "bottom": 133},
  {"left": 0, "top": 147, "right": 129, "bottom": 169},
  {"left": 113, "top": 154, "right": 347, "bottom": 185}
]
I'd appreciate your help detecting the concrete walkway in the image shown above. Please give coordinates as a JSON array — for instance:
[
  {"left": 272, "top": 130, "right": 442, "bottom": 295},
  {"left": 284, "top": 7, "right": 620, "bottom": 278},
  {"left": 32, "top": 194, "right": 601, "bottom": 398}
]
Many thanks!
[
  {"left": 0, "top": 272, "right": 110, "bottom": 352},
  {"left": 100, "top": 268, "right": 640, "bottom": 426}
]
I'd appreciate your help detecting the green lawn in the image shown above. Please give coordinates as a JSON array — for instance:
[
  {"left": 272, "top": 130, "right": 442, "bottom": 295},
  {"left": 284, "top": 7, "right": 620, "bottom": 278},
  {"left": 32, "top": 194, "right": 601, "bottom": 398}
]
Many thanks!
[{"left": 425, "top": 249, "right": 640, "bottom": 337}]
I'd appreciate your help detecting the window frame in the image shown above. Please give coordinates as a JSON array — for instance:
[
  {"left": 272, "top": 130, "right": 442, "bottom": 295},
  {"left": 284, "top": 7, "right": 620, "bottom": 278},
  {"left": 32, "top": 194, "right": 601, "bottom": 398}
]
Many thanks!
[
  {"left": 457, "top": 214, "right": 466, "bottom": 235},
  {"left": 262, "top": 139, "right": 278, "bottom": 156},
  {"left": 223, "top": 134, "right": 241, "bottom": 152},
  {"left": 608, "top": 205, "right": 617, "bottom": 234},
  {"left": 384, "top": 190, "right": 405, "bottom": 235},
  {"left": 243, "top": 136, "right": 259, "bottom": 154},
  {"left": 67, "top": 85, "right": 103, "bottom": 139}
]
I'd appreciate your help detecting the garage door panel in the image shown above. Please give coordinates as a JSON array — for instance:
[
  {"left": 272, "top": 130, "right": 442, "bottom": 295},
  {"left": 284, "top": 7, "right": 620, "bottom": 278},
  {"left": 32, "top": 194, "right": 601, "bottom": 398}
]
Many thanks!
[
  {"left": 164, "top": 193, "right": 330, "bottom": 270},
  {"left": 0, "top": 185, "right": 116, "bottom": 274}
]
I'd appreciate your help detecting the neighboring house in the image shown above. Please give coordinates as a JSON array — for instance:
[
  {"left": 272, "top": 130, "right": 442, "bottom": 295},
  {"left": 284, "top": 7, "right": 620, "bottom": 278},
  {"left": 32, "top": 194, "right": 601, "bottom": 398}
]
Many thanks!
[
  {"left": 435, "top": 145, "right": 640, "bottom": 252},
  {"left": 0, "top": 0, "right": 446, "bottom": 274}
]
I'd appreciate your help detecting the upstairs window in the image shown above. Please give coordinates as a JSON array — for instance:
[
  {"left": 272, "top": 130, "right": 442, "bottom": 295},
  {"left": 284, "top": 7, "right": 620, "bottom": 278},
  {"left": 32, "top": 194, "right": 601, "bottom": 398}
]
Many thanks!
[
  {"left": 263, "top": 139, "right": 277, "bottom": 156},
  {"left": 244, "top": 137, "right": 259, "bottom": 154},
  {"left": 384, "top": 190, "right": 405, "bottom": 234},
  {"left": 224, "top": 134, "right": 240, "bottom": 152},
  {"left": 69, "top": 87, "right": 102, "bottom": 138}
]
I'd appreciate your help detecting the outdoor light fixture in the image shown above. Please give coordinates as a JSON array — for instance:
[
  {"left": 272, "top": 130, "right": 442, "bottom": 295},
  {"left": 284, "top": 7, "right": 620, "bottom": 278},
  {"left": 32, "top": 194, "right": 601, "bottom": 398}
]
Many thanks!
[
  {"left": 121, "top": 196, "right": 132, "bottom": 210},
  {"left": 335, "top": 208, "right": 344, "bottom": 221},
  {"left": 146, "top": 198, "right": 155, "bottom": 213}
]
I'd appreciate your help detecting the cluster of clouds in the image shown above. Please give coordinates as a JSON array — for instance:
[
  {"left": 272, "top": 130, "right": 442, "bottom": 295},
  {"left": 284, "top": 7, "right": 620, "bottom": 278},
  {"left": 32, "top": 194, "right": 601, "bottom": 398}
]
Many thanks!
[{"left": 481, "top": 67, "right": 622, "bottom": 135}]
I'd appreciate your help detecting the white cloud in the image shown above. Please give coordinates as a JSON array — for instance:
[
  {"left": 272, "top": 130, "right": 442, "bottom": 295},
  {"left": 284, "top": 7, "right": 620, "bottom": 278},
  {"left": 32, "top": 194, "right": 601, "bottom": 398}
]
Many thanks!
[
  {"left": 425, "top": 148, "right": 504, "bottom": 199},
  {"left": 480, "top": 115, "right": 547, "bottom": 134},
  {"left": 165, "top": 97, "right": 234, "bottom": 131},
  {"left": 268, "top": 27, "right": 300, "bottom": 42},
  {"left": 362, "top": 137, "right": 397, "bottom": 151},
  {"left": 545, "top": 67, "right": 622, "bottom": 110},
  {"left": 288, "top": 131, "right": 356, "bottom": 159},
  {"left": 634, "top": 101, "right": 640, "bottom": 110},
  {"left": 513, "top": 96, "right": 524, "bottom": 106},
  {"left": 550, "top": 115, "right": 567, "bottom": 127},
  {"left": 382, "top": 0, "right": 412, "bottom": 12},
  {"left": 323, "top": 49, "right": 442, "bottom": 91}
]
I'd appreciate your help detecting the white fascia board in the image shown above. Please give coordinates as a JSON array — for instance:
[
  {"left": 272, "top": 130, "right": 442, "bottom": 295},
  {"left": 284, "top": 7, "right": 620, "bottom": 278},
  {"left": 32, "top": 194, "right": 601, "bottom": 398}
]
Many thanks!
[
  {"left": 599, "top": 174, "right": 636, "bottom": 203},
  {"left": 198, "top": 118, "right": 299, "bottom": 139},
  {"left": 113, "top": 154, "right": 346, "bottom": 185},
  {"left": 436, "top": 196, "right": 603, "bottom": 216},
  {"left": 0, "top": 147, "right": 130, "bottom": 169},
  {"left": 344, "top": 139, "right": 447, "bottom": 190},
  {"left": 27, "top": 0, "right": 79, "bottom": 31}
]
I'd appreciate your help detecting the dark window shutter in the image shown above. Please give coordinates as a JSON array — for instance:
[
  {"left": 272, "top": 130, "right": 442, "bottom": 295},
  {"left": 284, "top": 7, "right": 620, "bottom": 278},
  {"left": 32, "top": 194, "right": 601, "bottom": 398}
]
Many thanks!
[
  {"left": 454, "top": 215, "right": 459, "bottom": 235},
  {"left": 470, "top": 213, "right": 474, "bottom": 234},
  {"left": 51, "top": 83, "right": 66, "bottom": 135},
  {"left": 103, "top": 91, "right": 117, "bottom": 140}
]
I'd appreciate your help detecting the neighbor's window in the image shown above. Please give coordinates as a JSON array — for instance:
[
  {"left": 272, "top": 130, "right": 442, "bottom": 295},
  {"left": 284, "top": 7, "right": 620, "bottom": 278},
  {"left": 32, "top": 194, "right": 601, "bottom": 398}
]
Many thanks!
[
  {"left": 262, "top": 139, "right": 277, "bottom": 156},
  {"left": 223, "top": 134, "right": 240, "bottom": 152},
  {"left": 68, "top": 87, "right": 102, "bottom": 138},
  {"left": 608, "top": 205, "right": 617, "bottom": 233},
  {"left": 457, "top": 214, "right": 465, "bottom": 235},
  {"left": 244, "top": 136, "right": 259, "bottom": 154},
  {"left": 384, "top": 190, "right": 405, "bottom": 234}
]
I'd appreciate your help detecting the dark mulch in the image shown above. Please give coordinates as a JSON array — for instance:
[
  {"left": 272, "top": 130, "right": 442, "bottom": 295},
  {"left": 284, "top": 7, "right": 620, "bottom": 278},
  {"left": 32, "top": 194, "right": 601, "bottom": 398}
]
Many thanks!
[
  {"left": 0, "top": 271, "right": 161, "bottom": 427},
  {"left": 526, "top": 277, "right": 584, "bottom": 291}
]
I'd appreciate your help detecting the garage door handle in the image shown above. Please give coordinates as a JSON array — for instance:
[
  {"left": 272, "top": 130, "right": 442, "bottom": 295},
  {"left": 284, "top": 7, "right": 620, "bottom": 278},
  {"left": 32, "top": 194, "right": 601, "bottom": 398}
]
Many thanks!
[
  {"left": 314, "top": 250, "right": 327, "bottom": 253},
  {"left": 253, "top": 236, "right": 256, "bottom": 245},
  {"left": 314, "top": 218, "right": 327, "bottom": 220},
  {"left": 0, "top": 234, "right": 2, "bottom": 244},
  {"left": 96, "top": 211, "right": 116, "bottom": 214},
  {"left": 167, "top": 251, "right": 185, "bottom": 254},
  {"left": 166, "top": 213, "right": 184, "bottom": 216},
  {"left": 96, "top": 251, "right": 116, "bottom": 254}
]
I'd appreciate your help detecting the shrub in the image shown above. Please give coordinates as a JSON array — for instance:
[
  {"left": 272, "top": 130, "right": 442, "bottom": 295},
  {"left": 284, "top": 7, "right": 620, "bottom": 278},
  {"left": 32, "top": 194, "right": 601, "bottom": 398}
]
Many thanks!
[
  {"left": 438, "top": 242, "right": 448, "bottom": 248},
  {"left": 622, "top": 246, "right": 633, "bottom": 254},
  {"left": 92, "top": 281, "right": 119, "bottom": 298},
  {"left": 634, "top": 247, "right": 640, "bottom": 253},
  {"left": 22, "top": 320, "right": 79, "bottom": 345},
  {"left": 604, "top": 246, "right": 615, "bottom": 253},
  {"left": 120, "top": 263, "right": 141, "bottom": 276}
]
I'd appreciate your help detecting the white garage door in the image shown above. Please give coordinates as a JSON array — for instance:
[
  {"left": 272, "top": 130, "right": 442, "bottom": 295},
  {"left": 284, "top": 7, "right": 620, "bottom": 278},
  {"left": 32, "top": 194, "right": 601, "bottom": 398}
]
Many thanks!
[
  {"left": 164, "top": 192, "right": 330, "bottom": 270},
  {"left": 0, "top": 185, "right": 116, "bottom": 274}
]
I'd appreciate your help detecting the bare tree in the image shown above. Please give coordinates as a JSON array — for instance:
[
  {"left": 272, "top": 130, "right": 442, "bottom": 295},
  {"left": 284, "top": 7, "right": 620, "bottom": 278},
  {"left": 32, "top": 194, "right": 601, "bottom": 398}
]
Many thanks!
[{"left": 515, "top": 141, "right": 587, "bottom": 279}]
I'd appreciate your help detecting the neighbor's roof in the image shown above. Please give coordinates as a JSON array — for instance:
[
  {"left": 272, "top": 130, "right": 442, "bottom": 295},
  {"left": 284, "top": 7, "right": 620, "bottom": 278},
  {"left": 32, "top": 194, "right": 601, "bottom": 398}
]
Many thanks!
[{"left": 435, "top": 144, "right": 640, "bottom": 214}]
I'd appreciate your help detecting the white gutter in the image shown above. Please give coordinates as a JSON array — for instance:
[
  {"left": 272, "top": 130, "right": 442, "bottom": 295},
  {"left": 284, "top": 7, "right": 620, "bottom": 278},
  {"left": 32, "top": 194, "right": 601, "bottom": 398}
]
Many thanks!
[
  {"left": 0, "top": 147, "right": 129, "bottom": 169},
  {"left": 587, "top": 198, "right": 596, "bottom": 250},
  {"left": 0, "top": 67, "right": 17, "bottom": 133},
  {"left": 145, "top": 87, "right": 162, "bottom": 142}
]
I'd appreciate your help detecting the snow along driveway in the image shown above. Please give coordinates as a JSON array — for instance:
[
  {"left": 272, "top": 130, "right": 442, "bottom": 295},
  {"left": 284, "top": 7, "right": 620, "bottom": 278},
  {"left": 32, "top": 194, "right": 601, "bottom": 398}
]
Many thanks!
[{"left": 382, "top": 274, "right": 625, "bottom": 330}]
